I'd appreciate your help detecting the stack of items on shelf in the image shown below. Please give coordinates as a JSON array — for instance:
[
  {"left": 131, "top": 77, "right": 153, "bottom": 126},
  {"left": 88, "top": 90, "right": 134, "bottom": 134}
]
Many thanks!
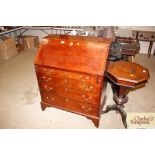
[
  {"left": 0, "top": 37, "right": 18, "bottom": 62},
  {"left": 19, "top": 35, "right": 39, "bottom": 49}
]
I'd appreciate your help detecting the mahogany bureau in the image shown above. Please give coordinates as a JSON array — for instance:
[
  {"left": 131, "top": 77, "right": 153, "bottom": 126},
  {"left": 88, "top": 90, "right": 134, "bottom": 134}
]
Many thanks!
[{"left": 34, "top": 34, "right": 111, "bottom": 127}]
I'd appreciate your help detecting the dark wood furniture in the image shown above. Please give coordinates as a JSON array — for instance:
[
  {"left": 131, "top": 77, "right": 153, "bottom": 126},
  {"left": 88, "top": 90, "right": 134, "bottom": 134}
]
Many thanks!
[
  {"left": 108, "top": 37, "right": 140, "bottom": 62},
  {"left": 102, "top": 61, "right": 150, "bottom": 128},
  {"left": 115, "top": 36, "right": 140, "bottom": 56},
  {"left": 34, "top": 34, "right": 111, "bottom": 127},
  {"left": 132, "top": 30, "right": 155, "bottom": 58}
]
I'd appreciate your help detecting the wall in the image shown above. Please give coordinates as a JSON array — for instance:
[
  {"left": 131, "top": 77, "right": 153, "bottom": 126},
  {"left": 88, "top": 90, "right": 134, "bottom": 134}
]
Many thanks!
[{"left": 131, "top": 26, "right": 155, "bottom": 31}]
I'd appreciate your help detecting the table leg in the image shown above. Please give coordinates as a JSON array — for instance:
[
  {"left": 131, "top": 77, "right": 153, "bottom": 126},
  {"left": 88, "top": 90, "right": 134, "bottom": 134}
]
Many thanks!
[
  {"left": 102, "top": 104, "right": 127, "bottom": 128},
  {"left": 148, "top": 41, "right": 153, "bottom": 58},
  {"left": 102, "top": 84, "right": 130, "bottom": 128}
]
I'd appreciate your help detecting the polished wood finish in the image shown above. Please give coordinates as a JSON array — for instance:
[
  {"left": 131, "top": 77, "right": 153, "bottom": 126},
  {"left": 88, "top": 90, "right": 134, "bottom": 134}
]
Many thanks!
[
  {"left": 35, "top": 34, "right": 111, "bottom": 76},
  {"left": 103, "top": 61, "right": 150, "bottom": 128},
  {"left": 35, "top": 34, "right": 111, "bottom": 127},
  {"left": 115, "top": 36, "right": 140, "bottom": 56},
  {"left": 106, "top": 61, "right": 150, "bottom": 88}
]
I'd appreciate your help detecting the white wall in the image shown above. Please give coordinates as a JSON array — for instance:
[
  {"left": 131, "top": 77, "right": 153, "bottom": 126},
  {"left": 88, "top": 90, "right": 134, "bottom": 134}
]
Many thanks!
[
  {"left": 132, "top": 26, "right": 155, "bottom": 31},
  {"left": 120, "top": 26, "right": 155, "bottom": 32}
]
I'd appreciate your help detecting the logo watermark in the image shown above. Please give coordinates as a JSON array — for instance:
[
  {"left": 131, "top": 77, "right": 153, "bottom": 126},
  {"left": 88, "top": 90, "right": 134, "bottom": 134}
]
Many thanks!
[{"left": 127, "top": 113, "right": 155, "bottom": 129}]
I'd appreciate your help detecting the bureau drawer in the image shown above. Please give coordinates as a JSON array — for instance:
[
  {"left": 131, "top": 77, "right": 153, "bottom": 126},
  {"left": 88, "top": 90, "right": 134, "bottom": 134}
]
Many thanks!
[
  {"left": 40, "top": 82, "right": 99, "bottom": 104},
  {"left": 138, "top": 32, "right": 155, "bottom": 41},
  {"left": 37, "top": 74, "right": 101, "bottom": 93},
  {"left": 35, "top": 65, "right": 102, "bottom": 85},
  {"left": 42, "top": 92, "right": 98, "bottom": 117}
]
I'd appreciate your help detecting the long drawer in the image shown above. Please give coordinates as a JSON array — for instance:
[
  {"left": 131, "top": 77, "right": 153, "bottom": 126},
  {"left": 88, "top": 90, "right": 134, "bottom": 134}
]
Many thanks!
[
  {"left": 37, "top": 73, "right": 101, "bottom": 94},
  {"left": 138, "top": 31, "right": 155, "bottom": 41},
  {"left": 41, "top": 91, "right": 99, "bottom": 117},
  {"left": 39, "top": 82, "right": 100, "bottom": 104},
  {"left": 35, "top": 65, "right": 102, "bottom": 85}
]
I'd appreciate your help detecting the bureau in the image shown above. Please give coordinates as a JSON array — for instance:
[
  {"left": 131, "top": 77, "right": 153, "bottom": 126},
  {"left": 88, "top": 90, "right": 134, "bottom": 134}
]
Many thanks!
[{"left": 34, "top": 34, "right": 111, "bottom": 127}]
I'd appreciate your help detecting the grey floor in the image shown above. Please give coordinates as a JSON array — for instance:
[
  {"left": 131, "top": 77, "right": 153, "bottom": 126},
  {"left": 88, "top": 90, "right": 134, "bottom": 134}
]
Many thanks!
[{"left": 0, "top": 49, "right": 155, "bottom": 129}]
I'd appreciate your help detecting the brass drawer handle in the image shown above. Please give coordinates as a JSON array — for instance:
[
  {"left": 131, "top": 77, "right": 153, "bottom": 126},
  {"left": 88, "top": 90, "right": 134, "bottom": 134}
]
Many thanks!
[
  {"left": 79, "top": 75, "right": 90, "bottom": 80},
  {"left": 82, "top": 85, "right": 93, "bottom": 91},
  {"left": 65, "top": 98, "right": 69, "bottom": 102},
  {"left": 50, "top": 98, "right": 55, "bottom": 101},
  {"left": 82, "top": 84, "right": 86, "bottom": 88},
  {"left": 86, "top": 76, "right": 90, "bottom": 80},
  {"left": 80, "top": 76, "right": 90, "bottom": 81},
  {"left": 47, "top": 70, "right": 54, "bottom": 75},
  {"left": 82, "top": 95, "right": 92, "bottom": 100},
  {"left": 42, "top": 76, "right": 52, "bottom": 82},
  {"left": 64, "top": 79, "right": 68, "bottom": 83},
  {"left": 64, "top": 88, "right": 68, "bottom": 92},
  {"left": 82, "top": 105, "right": 85, "bottom": 109},
  {"left": 44, "top": 85, "right": 53, "bottom": 91},
  {"left": 43, "top": 68, "right": 54, "bottom": 75},
  {"left": 81, "top": 105, "right": 92, "bottom": 111},
  {"left": 45, "top": 78, "right": 52, "bottom": 82},
  {"left": 46, "top": 96, "right": 55, "bottom": 101},
  {"left": 88, "top": 107, "right": 92, "bottom": 111},
  {"left": 90, "top": 86, "right": 93, "bottom": 89}
]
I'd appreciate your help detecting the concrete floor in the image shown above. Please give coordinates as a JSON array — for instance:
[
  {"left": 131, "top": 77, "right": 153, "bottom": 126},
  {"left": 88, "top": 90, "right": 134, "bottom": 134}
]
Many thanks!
[{"left": 0, "top": 49, "right": 155, "bottom": 129}]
